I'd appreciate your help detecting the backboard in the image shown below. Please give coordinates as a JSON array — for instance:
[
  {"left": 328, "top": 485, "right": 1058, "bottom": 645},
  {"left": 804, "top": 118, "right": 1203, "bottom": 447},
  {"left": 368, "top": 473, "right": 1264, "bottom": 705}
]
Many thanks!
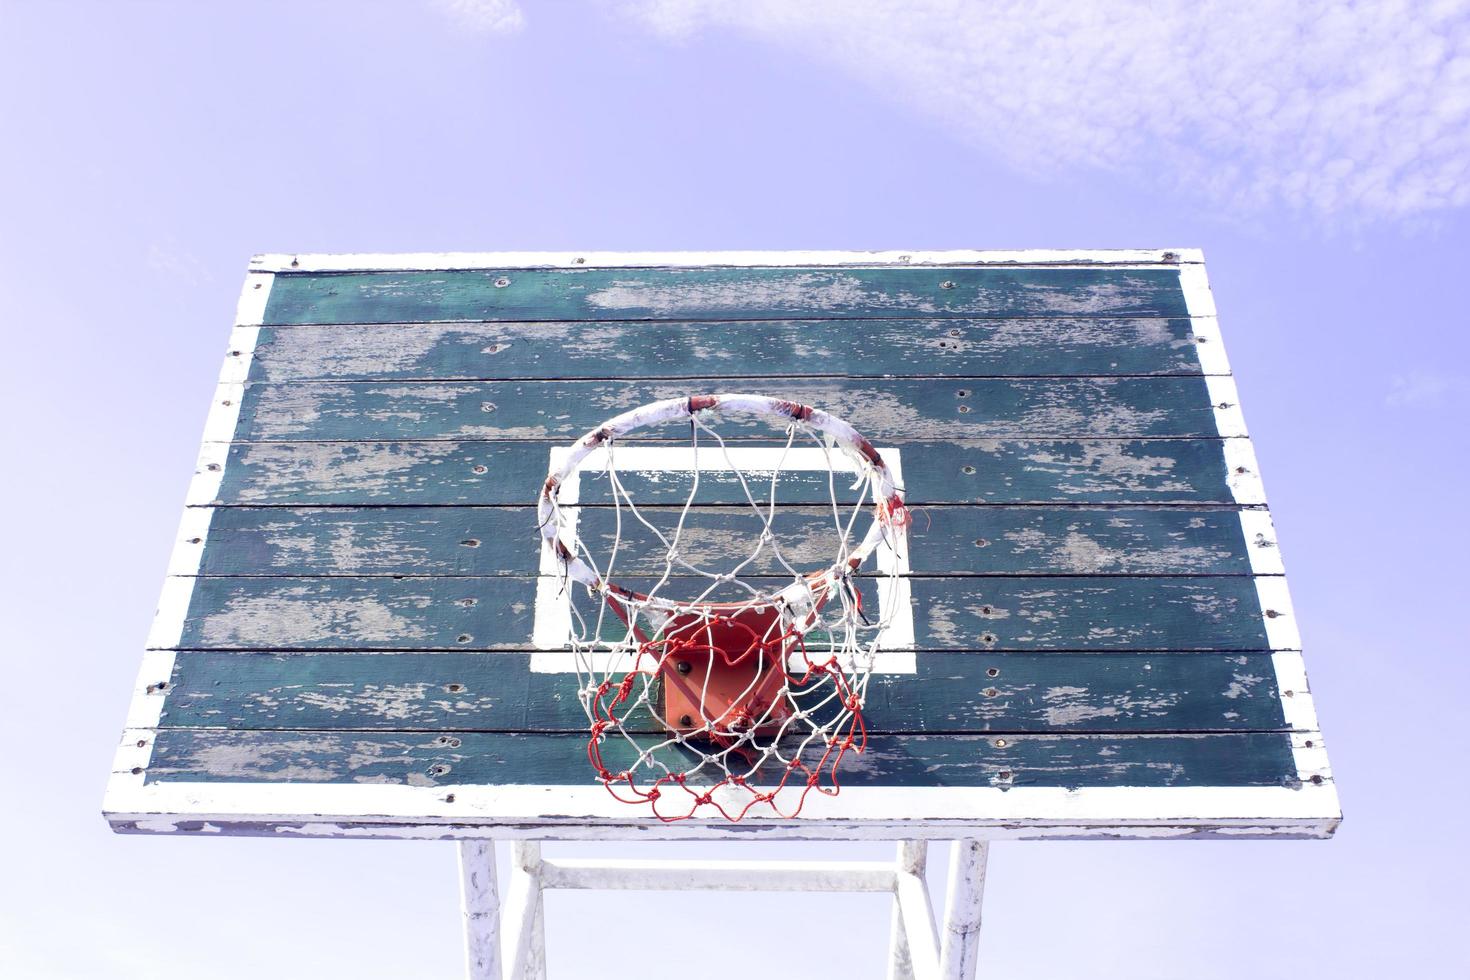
[{"left": 105, "top": 249, "right": 1339, "bottom": 841}]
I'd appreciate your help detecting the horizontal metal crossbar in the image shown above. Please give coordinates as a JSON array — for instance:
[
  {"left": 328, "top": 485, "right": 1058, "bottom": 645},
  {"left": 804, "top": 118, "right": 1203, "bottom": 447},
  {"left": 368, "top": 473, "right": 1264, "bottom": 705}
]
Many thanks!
[{"left": 538, "top": 856, "right": 899, "bottom": 892}]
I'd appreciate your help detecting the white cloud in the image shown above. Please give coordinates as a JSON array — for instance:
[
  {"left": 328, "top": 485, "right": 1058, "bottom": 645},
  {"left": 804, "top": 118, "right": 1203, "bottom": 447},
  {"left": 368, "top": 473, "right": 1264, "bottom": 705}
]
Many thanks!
[
  {"left": 436, "top": 0, "right": 525, "bottom": 34},
  {"left": 620, "top": 0, "right": 1470, "bottom": 223},
  {"left": 1385, "top": 371, "right": 1468, "bottom": 407},
  {"left": 146, "top": 242, "right": 210, "bottom": 284}
]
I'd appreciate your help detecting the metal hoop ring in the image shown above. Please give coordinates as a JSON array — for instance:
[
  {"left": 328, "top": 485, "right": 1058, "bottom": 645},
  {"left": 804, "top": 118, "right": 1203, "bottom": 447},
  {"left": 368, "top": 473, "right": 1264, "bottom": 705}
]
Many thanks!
[{"left": 537, "top": 393, "right": 906, "bottom": 600}]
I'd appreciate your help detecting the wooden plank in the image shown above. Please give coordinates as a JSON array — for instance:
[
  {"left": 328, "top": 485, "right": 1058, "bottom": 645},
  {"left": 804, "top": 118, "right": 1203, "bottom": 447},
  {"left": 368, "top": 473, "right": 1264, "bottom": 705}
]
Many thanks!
[
  {"left": 231, "top": 377, "right": 1224, "bottom": 443},
  {"left": 166, "top": 575, "right": 1275, "bottom": 651},
  {"left": 158, "top": 650, "right": 1287, "bottom": 733},
  {"left": 142, "top": 728, "right": 1301, "bottom": 789},
  {"left": 245, "top": 318, "right": 1209, "bottom": 382},
  {"left": 193, "top": 505, "right": 1259, "bottom": 577},
  {"left": 262, "top": 267, "right": 1190, "bottom": 325},
  {"left": 210, "top": 439, "right": 1238, "bottom": 506}
]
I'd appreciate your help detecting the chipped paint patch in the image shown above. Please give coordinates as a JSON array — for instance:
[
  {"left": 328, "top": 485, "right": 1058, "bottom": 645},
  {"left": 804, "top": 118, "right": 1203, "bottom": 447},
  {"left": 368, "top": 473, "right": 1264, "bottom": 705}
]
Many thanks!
[
  {"left": 198, "top": 591, "right": 431, "bottom": 646},
  {"left": 230, "top": 442, "right": 459, "bottom": 502},
  {"left": 585, "top": 273, "right": 937, "bottom": 316}
]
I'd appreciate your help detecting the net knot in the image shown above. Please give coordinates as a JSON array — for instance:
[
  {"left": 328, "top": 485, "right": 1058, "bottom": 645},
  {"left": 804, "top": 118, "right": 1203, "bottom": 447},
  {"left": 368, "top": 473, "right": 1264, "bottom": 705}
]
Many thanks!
[{"left": 880, "top": 494, "right": 910, "bottom": 527}]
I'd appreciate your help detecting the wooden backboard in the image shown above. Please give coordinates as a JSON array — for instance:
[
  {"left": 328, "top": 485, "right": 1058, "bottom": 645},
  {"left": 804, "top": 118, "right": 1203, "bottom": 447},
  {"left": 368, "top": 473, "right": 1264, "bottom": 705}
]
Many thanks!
[{"left": 104, "top": 250, "right": 1339, "bottom": 841}]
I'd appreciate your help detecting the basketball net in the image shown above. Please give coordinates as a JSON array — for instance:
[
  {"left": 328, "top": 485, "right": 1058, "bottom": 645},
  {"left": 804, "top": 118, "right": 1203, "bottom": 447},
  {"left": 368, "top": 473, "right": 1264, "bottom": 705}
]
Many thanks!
[{"left": 537, "top": 394, "right": 908, "bottom": 821}]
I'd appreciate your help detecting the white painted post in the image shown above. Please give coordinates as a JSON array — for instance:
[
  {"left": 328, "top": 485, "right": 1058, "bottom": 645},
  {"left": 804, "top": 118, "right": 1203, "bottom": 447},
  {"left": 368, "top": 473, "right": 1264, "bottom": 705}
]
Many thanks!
[
  {"left": 459, "top": 840, "right": 501, "bottom": 980},
  {"left": 512, "top": 843, "right": 547, "bottom": 980},
  {"left": 527, "top": 886, "right": 546, "bottom": 980},
  {"left": 887, "top": 841, "right": 927, "bottom": 980},
  {"left": 938, "top": 840, "right": 989, "bottom": 980}
]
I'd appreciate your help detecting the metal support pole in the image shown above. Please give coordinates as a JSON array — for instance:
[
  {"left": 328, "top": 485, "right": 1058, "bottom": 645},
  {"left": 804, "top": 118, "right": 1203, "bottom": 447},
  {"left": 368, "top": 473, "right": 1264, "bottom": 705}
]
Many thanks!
[
  {"left": 887, "top": 841, "right": 928, "bottom": 980},
  {"left": 511, "top": 843, "right": 547, "bottom": 980},
  {"left": 938, "top": 840, "right": 990, "bottom": 980},
  {"left": 458, "top": 840, "right": 501, "bottom": 980}
]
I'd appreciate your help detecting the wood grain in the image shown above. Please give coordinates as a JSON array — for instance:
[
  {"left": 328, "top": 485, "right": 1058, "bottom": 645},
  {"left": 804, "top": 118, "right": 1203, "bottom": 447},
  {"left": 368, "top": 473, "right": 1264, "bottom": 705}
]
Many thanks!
[
  {"left": 212, "top": 438, "right": 1239, "bottom": 505},
  {"left": 169, "top": 575, "right": 1276, "bottom": 652},
  {"left": 263, "top": 267, "right": 1190, "bottom": 325},
  {"left": 246, "top": 317, "right": 1208, "bottom": 382},
  {"left": 160, "top": 650, "right": 1286, "bottom": 733},
  {"left": 194, "top": 505, "right": 1259, "bottom": 577},
  {"left": 144, "top": 728, "right": 1300, "bottom": 789},
  {"left": 232, "top": 377, "right": 1223, "bottom": 442}
]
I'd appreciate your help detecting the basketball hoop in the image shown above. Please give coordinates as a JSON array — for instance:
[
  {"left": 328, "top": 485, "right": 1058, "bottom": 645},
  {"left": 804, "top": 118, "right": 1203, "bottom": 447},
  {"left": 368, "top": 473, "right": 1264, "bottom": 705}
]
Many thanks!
[{"left": 537, "top": 393, "right": 908, "bottom": 821}]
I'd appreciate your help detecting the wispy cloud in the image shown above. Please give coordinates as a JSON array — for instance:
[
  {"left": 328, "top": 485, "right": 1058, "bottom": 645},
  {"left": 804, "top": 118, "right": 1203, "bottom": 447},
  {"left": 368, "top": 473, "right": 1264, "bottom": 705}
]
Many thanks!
[
  {"left": 435, "top": 0, "right": 525, "bottom": 34},
  {"left": 621, "top": 0, "right": 1470, "bottom": 224},
  {"left": 1385, "top": 371, "right": 1468, "bottom": 407},
  {"left": 146, "top": 242, "right": 211, "bottom": 285}
]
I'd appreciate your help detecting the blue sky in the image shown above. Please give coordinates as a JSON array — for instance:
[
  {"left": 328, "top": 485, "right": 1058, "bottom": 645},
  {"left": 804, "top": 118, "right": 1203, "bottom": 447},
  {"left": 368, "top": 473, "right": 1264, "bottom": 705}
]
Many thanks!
[{"left": 1, "top": 2, "right": 1467, "bottom": 977}]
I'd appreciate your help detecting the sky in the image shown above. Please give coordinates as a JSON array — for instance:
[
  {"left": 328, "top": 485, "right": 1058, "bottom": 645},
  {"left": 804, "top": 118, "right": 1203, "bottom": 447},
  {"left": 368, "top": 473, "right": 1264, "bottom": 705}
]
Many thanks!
[{"left": 1, "top": 1, "right": 1467, "bottom": 977}]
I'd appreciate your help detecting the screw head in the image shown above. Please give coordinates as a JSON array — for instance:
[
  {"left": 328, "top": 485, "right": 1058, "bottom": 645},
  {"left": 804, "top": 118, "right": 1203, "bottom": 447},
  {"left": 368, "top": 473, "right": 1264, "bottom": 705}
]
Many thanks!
[{"left": 675, "top": 660, "right": 691, "bottom": 675}]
